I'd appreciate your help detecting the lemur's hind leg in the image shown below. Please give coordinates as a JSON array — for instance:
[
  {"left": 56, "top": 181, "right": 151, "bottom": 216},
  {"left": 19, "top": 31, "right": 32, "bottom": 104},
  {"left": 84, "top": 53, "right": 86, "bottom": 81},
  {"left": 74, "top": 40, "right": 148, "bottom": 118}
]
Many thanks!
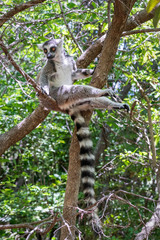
[
  {"left": 49, "top": 85, "right": 116, "bottom": 109},
  {"left": 70, "top": 97, "right": 129, "bottom": 112}
]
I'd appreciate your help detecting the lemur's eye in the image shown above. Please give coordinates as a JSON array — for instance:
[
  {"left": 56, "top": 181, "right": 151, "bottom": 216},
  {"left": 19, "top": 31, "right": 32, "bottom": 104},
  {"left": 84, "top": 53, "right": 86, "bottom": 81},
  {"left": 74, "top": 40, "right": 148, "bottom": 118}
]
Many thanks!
[
  {"left": 44, "top": 49, "right": 48, "bottom": 54},
  {"left": 51, "top": 47, "right": 56, "bottom": 52}
]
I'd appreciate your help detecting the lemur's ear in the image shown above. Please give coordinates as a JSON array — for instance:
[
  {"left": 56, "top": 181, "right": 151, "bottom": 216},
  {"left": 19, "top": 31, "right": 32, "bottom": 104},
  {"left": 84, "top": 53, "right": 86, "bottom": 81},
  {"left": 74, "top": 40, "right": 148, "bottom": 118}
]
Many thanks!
[
  {"left": 37, "top": 43, "right": 43, "bottom": 50},
  {"left": 56, "top": 38, "right": 63, "bottom": 46}
]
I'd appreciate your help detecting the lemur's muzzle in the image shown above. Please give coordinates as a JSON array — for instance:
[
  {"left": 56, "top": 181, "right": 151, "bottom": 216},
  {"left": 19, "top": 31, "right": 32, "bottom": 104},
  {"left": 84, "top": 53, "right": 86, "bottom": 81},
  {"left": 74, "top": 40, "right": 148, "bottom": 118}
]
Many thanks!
[{"left": 47, "top": 53, "right": 54, "bottom": 59}]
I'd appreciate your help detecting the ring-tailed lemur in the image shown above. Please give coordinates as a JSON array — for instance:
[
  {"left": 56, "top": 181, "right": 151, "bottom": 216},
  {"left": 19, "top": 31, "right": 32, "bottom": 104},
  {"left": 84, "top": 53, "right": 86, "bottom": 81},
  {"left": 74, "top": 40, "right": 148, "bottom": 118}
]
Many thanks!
[{"left": 37, "top": 38, "right": 129, "bottom": 232}]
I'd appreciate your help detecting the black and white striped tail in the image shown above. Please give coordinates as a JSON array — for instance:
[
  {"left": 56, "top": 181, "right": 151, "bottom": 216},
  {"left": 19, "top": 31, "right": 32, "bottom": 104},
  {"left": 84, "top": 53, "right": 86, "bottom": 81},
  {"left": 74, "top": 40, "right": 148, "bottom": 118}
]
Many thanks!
[{"left": 69, "top": 110, "right": 101, "bottom": 232}]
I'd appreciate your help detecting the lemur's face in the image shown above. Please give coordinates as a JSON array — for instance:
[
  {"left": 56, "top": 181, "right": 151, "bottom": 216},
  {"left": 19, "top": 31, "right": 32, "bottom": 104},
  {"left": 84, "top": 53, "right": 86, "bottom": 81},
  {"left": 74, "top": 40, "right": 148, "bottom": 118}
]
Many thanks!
[
  {"left": 38, "top": 38, "right": 63, "bottom": 60},
  {"left": 43, "top": 40, "right": 57, "bottom": 59}
]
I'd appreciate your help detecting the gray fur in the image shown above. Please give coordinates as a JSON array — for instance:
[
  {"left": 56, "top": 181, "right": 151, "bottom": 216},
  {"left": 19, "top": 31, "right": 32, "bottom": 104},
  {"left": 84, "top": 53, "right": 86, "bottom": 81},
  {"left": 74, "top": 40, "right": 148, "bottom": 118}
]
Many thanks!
[
  {"left": 49, "top": 84, "right": 129, "bottom": 112},
  {"left": 36, "top": 38, "right": 94, "bottom": 94}
]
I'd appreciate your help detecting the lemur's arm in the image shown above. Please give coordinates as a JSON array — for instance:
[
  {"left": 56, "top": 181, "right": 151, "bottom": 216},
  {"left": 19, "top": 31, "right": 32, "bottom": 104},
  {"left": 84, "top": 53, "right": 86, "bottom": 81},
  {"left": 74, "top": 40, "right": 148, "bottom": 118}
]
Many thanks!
[
  {"left": 72, "top": 69, "right": 94, "bottom": 82},
  {"left": 35, "top": 70, "right": 41, "bottom": 84},
  {"left": 36, "top": 69, "right": 49, "bottom": 95}
]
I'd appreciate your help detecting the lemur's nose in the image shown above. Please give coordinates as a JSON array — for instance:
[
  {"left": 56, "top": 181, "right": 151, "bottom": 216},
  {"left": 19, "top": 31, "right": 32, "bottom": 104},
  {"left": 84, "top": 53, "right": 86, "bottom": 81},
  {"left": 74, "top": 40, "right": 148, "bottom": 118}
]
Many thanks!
[{"left": 47, "top": 53, "right": 53, "bottom": 59}]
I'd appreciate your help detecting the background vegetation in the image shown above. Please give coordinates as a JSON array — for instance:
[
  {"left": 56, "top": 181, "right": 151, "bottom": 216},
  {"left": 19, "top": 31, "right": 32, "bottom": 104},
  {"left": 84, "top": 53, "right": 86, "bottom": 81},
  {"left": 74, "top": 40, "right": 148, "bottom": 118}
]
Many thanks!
[{"left": 0, "top": 0, "right": 160, "bottom": 239}]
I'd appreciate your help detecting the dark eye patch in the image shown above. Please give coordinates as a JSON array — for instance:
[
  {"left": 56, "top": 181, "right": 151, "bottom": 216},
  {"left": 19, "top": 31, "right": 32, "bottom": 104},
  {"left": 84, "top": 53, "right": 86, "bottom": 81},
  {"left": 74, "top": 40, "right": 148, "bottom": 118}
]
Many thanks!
[
  {"left": 50, "top": 47, "right": 56, "bottom": 52},
  {"left": 44, "top": 48, "right": 48, "bottom": 54}
]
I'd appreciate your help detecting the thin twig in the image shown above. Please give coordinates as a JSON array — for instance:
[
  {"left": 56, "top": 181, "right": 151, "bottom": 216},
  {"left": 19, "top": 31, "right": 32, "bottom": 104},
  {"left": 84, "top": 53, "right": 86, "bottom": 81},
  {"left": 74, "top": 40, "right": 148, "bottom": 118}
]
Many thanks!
[
  {"left": 0, "top": 215, "right": 55, "bottom": 230},
  {"left": 122, "top": 28, "right": 160, "bottom": 36},
  {"left": 42, "top": 213, "right": 58, "bottom": 235},
  {"left": 0, "top": 57, "right": 31, "bottom": 98},
  {"left": 58, "top": 0, "right": 83, "bottom": 53},
  {"left": 133, "top": 78, "right": 157, "bottom": 168},
  {"left": 113, "top": 194, "right": 145, "bottom": 225},
  {"left": 16, "top": 9, "right": 88, "bottom": 25},
  {"left": 26, "top": 221, "right": 52, "bottom": 240},
  {"left": 116, "top": 190, "right": 157, "bottom": 202}
]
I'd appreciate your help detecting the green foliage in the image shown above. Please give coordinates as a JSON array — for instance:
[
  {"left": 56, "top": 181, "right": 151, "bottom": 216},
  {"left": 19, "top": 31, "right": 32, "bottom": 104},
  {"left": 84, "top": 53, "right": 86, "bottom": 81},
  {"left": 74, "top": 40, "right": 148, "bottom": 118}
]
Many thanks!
[
  {"left": 0, "top": 0, "right": 160, "bottom": 239},
  {"left": 147, "top": 0, "right": 160, "bottom": 27},
  {"left": 146, "top": 0, "right": 160, "bottom": 12},
  {"left": 153, "top": 6, "right": 160, "bottom": 27}
]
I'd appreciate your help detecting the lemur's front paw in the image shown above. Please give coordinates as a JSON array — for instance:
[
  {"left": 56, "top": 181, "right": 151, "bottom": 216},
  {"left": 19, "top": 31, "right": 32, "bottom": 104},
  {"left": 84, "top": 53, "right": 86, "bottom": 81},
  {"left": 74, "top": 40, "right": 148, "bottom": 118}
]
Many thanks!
[
  {"left": 83, "top": 69, "right": 94, "bottom": 76},
  {"left": 41, "top": 87, "right": 49, "bottom": 96},
  {"left": 104, "top": 88, "right": 116, "bottom": 98},
  {"left": 90, "top": 69, "right": 95, "bottom": 75},
  {"left": 123, "top": 103, "right": 130, "bottom": 112}
]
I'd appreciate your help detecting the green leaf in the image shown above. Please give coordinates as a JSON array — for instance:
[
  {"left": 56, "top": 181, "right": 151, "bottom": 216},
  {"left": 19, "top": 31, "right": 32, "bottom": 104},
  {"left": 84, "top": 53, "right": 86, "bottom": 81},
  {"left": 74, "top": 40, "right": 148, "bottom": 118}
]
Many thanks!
[
  {"left": 153, "top": 5, "right": 160, "bottom": 27},
  {"left": 67, "top": 2, "right": 76, "bottom": 8},
  {"left": 146, "top": 0, "right": 160, "bottom": 12}
]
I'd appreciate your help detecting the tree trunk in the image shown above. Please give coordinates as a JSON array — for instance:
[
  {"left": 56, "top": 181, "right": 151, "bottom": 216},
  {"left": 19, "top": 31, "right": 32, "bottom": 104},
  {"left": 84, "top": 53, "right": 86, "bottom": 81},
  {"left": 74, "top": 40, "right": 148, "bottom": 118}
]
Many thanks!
[
  {"left": 60, "top": 1, "right": 136, "bottom": 239},
  {"left": 60, "top": 129, "right": 81, "bottom": 240}
]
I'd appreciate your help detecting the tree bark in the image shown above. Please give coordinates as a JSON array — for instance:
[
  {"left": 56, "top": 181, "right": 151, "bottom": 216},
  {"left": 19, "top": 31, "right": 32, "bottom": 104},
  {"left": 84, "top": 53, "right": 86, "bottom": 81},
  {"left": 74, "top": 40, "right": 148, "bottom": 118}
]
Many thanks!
[
  {"left": 60, "top": 129, "right": 81, "bottom": 240},
  {"left": 94, "top": 125, "right": 111, "bottom": 166}
]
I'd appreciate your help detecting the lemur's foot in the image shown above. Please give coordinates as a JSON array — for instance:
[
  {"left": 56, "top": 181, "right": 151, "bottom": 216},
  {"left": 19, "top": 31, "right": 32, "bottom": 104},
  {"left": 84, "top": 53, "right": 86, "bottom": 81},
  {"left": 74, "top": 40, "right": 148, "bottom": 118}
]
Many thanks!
[
  {"left": 123, "top": 103, "right": 130, "bottom": 112},
  {"left": 113, "top": 103, "right": 130, "bottom": 112}
]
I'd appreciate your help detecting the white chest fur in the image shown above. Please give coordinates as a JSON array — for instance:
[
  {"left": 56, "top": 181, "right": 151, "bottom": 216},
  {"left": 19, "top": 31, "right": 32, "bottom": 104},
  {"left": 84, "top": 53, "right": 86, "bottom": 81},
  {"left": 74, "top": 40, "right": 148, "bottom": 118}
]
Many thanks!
[{"left": 50, "top": 57, "right": 73, "bottom": 87}]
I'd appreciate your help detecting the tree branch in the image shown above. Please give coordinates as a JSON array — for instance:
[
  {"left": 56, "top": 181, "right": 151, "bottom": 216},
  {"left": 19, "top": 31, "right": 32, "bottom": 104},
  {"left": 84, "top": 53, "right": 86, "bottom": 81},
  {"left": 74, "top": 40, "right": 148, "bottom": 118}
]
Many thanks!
[
  {"left": 26, "top": 214, "right": 58, "bottom": 239},
  {"left": 94, "top": 125, "right": 111, "bottom": 165},
  {"left": 91, "top": 0, "right": 136, "bottom": 88},
  {"left": 122, "top": 27, "right": 160, "bottom": 36},
  {"left": 0, "top": 38, "right": 67, "bottom": 156},
  {"left": 107, "top": 0, "right": 112, "bottom": 27},
  {"left": 125, "top": 9, "right": 156, "bottom": 31},
  {"left": 0, "top": 104, "right": 50, "bottom": 156},
  {"left": 0, "top": 0, "right": 46, "bottom": 27},
  {"left": 60, "top": 128, "right": 81, "bottom": 240},
  {"left": 77, "top": 7, "right": 157, "bottom": 68},
  {"left": 0, "top": 37, "right": 65, "bottom": 111},
  {"left": 0, "top": 214, "right": 56, "bottom": 230},
  {"left": 135, "top": 197, "right": 160, "bottom": 240}
]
